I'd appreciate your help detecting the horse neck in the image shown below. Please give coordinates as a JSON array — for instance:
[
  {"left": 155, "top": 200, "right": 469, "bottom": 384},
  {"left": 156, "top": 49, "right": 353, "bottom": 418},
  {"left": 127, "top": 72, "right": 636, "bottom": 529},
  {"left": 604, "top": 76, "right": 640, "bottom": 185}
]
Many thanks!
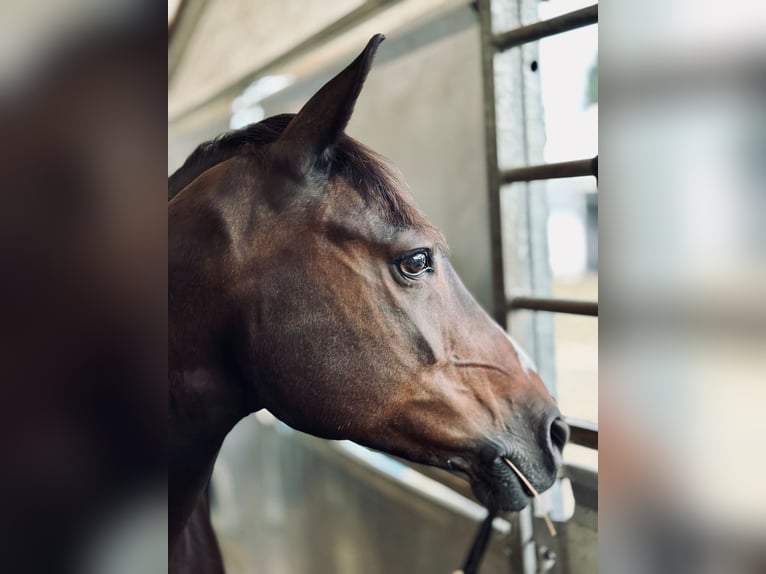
[
  {"left": 168, "top": 367, "right": 242, "bottom": 546},
  {"left": 168, "top": 196, "right": 254, "bottom": 545}
]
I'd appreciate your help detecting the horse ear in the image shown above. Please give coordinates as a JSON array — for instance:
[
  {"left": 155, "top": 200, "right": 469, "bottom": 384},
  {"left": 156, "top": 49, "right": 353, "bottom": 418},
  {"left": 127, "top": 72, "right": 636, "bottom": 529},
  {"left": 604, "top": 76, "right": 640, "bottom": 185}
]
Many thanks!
[{"left": 277, "top": 34, "right": 384, "bottom": 172}]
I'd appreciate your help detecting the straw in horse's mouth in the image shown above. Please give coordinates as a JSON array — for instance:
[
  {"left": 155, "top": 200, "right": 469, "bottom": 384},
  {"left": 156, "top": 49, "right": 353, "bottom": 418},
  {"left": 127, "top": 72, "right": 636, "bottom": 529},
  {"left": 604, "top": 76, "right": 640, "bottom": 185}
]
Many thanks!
[{"left": 502, "top": 456, "right": 556, "bottom": 537}]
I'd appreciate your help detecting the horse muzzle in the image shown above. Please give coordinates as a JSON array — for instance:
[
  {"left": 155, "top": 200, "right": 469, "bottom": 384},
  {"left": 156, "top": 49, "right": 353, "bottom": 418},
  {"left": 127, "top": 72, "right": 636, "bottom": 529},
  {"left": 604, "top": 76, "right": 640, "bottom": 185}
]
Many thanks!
[{"left": 456, "top": 411, "right": 569, "bottom": 511}]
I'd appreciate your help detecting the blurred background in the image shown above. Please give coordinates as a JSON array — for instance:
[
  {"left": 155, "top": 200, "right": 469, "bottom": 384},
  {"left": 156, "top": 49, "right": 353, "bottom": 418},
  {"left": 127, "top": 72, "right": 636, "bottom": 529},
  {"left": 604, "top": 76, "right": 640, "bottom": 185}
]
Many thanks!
[{"left": 169, "top": 1, "right": 597, "bottom": 573}]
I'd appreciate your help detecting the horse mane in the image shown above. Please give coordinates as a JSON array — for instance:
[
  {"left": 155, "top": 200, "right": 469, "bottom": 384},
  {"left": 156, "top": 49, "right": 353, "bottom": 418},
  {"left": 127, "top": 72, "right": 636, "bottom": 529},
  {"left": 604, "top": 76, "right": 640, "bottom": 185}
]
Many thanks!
[
  {"left": 169, "top": 114, "right": 292, "bottom": 201},
  {"left": 169, "top": 114, "right": 440, "bottom": 235}
]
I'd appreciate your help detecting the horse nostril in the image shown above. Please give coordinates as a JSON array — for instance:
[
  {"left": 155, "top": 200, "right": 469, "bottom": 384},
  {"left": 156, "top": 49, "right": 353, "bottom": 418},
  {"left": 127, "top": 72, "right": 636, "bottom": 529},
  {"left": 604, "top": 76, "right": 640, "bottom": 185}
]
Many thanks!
[{"left": 549, "top": 416, "right": 570, "bottom": 453}]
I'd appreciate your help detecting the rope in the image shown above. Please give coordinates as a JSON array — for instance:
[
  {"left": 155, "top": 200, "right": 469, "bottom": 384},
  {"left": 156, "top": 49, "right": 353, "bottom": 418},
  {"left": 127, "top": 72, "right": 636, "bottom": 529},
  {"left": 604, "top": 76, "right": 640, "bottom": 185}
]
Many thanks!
[{"left": 454, "top": 509, "right": 497, "bottom": 574}]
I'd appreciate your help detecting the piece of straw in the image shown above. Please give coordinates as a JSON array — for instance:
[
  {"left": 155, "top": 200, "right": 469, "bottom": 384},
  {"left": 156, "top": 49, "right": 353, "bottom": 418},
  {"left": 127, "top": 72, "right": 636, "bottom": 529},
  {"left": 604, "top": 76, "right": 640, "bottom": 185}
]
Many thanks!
[{"left": 502, "top": 457, "right": 557, "bottom": 537}]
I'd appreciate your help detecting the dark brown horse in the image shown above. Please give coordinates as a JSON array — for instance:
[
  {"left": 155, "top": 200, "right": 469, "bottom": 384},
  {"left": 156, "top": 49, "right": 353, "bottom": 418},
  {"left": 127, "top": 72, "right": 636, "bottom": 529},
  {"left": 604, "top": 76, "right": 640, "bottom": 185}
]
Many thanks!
[{"left": 169, "top": 35, "right": 568, "bottom": 573}]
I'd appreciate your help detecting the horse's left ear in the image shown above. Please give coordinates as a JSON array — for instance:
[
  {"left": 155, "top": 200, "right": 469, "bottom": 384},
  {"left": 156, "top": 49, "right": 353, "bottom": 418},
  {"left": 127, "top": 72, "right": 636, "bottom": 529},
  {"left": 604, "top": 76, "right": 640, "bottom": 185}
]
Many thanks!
[{"left": 277, "top": 34, "right": 385, "bottom": 172}]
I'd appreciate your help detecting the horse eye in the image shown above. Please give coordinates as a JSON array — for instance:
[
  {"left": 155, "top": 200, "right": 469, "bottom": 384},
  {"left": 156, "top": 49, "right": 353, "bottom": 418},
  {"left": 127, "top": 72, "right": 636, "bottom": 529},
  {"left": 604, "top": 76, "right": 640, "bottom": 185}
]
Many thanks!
[{"left": 398, "top": 251, "right": 432, "bottom": 279}]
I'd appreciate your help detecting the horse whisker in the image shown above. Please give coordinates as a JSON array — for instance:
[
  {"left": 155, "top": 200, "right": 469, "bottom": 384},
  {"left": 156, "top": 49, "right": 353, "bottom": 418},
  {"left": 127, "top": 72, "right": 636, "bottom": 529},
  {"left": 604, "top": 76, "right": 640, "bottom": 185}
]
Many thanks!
[{"left": 502, "top": 456, "right": 557, "bottom": 537}]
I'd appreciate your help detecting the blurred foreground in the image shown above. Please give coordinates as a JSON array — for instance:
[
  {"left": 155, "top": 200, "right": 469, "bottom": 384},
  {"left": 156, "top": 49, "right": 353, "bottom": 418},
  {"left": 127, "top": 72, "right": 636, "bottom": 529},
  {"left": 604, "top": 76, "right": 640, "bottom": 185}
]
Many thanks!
[
  {"left": 601, "top": 1, "right": 766, "bottom": 572},
  {"left": 0, "top": 2, "right": 166, "bottom": 573}
]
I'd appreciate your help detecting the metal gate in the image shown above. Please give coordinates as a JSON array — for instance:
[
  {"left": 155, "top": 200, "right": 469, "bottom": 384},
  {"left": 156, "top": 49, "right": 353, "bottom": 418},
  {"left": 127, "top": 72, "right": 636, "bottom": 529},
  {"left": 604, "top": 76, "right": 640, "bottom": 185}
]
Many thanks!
[{"left": 477, "top": 1, "right": 598, "bottom": 572}]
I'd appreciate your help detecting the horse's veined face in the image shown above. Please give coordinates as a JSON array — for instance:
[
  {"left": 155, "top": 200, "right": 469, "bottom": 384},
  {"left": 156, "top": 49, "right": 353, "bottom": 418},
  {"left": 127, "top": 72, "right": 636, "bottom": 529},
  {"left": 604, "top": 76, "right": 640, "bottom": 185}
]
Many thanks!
[{"left": 231, "top": 35, "right": 568, "bottom": 511}]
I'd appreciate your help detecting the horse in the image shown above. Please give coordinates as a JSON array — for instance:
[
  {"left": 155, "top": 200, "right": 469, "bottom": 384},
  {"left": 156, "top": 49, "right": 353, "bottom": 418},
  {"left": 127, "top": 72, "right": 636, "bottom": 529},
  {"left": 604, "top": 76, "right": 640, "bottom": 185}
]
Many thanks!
[{"left": 169, "top": 35, "right": 568, "bottom": 574}]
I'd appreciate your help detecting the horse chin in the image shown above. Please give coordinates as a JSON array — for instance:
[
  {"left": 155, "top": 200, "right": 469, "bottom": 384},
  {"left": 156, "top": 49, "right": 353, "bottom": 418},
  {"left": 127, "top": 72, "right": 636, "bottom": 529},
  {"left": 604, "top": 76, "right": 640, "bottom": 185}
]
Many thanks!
[{"left": 468, "top": 458, "right": 533, "bottom": 512}]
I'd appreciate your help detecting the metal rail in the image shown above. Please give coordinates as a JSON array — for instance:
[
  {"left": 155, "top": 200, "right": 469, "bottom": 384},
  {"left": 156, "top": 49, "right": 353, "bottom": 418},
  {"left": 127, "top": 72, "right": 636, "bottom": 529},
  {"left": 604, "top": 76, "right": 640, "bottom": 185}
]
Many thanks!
[
  {"left": 501, "top": 156, "right": 598, "bottom": 183},
  {"left": 508, "top": 296, "right": 598, "bottom": 316},
  {"left": 478, "top": 0, "right": 508, "bottom": 329},
  {"left": 493, "top": 4, "right": 598, "bottom": 51},
  {"left": 566, "top": 418, "right": 599, "bottom": 450}
]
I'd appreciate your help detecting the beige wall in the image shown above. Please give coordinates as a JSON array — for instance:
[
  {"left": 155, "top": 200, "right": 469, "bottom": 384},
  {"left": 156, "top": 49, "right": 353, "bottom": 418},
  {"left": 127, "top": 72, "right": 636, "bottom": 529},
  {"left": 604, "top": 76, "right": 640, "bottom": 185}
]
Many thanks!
[{"left": 169, "top": 0, "right": 365, "bottom": 117}]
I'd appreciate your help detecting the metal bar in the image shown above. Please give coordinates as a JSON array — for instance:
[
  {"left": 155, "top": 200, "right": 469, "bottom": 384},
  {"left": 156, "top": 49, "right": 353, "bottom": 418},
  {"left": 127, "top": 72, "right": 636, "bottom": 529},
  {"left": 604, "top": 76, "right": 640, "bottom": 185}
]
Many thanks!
[
  {"left": 501, "top": 156, "right": 598, "bottom": 183},
  {"left": 479, "top": 4, "right": 531, "bottom": 571},
  {"left": 493, "top": 4, "right": 598, "bottom": 52},
  {"left": 508, "top": 296, "right": 598, "bottom": 316},
  {"left": 478, "top": 0, "right": 508, "bottom": 329},
  {"left": 566, "top": 418, "right": 598, "bottom": 450}
]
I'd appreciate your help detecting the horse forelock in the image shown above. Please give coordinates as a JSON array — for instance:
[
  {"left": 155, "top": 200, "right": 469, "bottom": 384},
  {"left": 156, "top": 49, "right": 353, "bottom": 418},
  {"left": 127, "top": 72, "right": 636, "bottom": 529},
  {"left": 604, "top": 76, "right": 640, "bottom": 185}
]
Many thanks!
[{"left": 169, "top": 114, "right": 446, "bottom": 249}]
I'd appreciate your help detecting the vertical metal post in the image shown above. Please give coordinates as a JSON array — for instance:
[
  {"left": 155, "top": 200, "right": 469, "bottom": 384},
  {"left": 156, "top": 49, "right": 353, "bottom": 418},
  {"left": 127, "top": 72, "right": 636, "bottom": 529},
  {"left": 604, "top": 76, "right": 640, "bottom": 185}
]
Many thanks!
[
  {"left": 479, "top": 4, "right": 524, "bottom": 571},
  {"left": 478, "top": 1, "right": 558, "bottom": 572},
  {"left": 478, "top": 5, "right": 534, "bottom": 571},
  {"left": 478, "top": 0, "right": 508, "bottom": 330}
]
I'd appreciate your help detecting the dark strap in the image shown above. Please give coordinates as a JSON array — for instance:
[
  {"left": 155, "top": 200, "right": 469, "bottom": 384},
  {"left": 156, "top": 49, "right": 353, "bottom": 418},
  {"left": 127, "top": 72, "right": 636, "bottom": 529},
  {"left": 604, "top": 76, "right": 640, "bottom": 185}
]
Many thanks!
[{"left": 460, "top": 509, "right": 498, "bottom": 574}]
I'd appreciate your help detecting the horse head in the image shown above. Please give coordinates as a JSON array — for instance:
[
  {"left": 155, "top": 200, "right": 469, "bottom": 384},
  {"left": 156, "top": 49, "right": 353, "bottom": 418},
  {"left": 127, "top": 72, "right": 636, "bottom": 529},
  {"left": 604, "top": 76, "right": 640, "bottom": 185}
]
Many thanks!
[{"left": 169, "top": 35, "right": 567, "bottom": 512}]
